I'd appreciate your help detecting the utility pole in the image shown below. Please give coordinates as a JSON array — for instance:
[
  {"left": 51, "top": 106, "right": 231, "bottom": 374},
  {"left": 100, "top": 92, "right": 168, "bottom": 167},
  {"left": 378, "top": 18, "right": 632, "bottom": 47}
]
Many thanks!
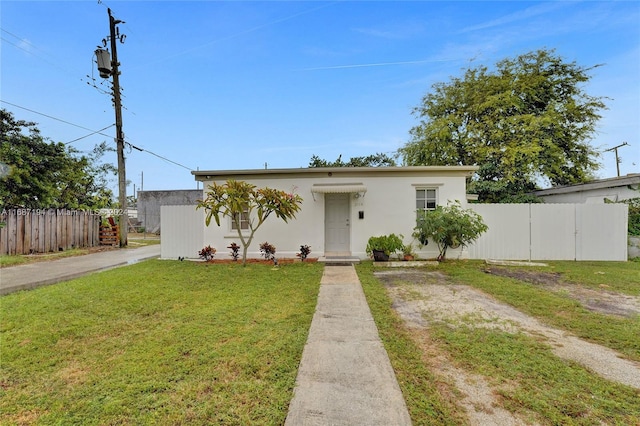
[
  {"left": 604, "top": 142, "right": 629, "bottom": 177},
  {"left": 96, "top": 8, "right": 127, "bottom": 247},
  {"left": 109, "top": 8, "right": 127, "bottom": 248}
]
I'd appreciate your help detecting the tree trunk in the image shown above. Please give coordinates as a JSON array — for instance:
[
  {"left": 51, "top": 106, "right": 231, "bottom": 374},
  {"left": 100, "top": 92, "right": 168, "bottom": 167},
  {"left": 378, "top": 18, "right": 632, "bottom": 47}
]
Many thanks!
[
  {"left": 239, "top": 233, "right": 254, "bottom": 267},
  {"left": 241, "top": 245, "right": 248, "bottom": 266},
  {"left": 437, "top": 245, "right": 448, "bottom": 262}
]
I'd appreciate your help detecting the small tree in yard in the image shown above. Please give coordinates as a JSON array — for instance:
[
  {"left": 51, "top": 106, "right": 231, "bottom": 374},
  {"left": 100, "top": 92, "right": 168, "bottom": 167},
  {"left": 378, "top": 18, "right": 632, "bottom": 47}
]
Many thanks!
[
  {"left": 197, "top": 180, "right": 303, "bottom": 265},
  {"left": 413, "top": 201, "right": 488, "bottom": 261}
]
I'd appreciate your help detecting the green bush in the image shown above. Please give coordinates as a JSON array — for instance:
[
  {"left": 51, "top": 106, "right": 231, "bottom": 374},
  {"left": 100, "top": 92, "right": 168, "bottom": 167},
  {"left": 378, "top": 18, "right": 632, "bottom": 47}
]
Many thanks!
[
  {"left": 413, "top": 201, "right": 488, "bottom": 261},
  {"left": 606, "top": 197, "right": 640, "bottom": 236},
  {"left": 627, "top": 198, "right": 640, "bottom": 236},
  {"left": 366, "top": 234, "right": 405, "bottom": 258}
]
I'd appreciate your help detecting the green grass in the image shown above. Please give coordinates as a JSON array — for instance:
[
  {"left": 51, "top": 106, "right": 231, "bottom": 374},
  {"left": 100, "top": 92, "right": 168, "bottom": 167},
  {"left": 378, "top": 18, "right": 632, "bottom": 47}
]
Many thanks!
[
  {"left": 0, "top": 248, "right": 91, "bottom": 267},
  {"left": 0, "top": 259, "right": 323, "bottom": 425},
  {"left": 356, "top": 263, "right": 465, "bottom": 425},
  {"left": 430, "top": 324, "right": 640, "bottom": 424},
  {"left": 439, "top": 260, "right": 640, "bottom": 362},
  {"left": 542, "top": 260, "right": 640, "bottom": 295}
]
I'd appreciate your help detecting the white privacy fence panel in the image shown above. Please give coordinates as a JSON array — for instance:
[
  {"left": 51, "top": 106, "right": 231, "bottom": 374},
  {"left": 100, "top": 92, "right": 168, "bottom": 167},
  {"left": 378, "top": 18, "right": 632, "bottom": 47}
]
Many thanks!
[
  {"left": 530, "top": 204, "right": 576, "bottom": 260},
  {"left": 468, "top": 204, "right": 531, "bottom": 260},
  {"left": 468, "top": 204, "right": 628, "bottom": 261},
  {"left": 161, "top": 205, "right": 204, "bottom": 259},
  {"left": 576, "top": 204, "right": 628, "bottom": 261}
]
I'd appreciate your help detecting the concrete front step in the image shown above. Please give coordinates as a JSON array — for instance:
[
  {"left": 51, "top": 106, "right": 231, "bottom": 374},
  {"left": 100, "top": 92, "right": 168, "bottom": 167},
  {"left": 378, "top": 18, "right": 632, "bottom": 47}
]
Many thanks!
[{"left": 318, "top": 256, "right": 361, "bottom": 265}]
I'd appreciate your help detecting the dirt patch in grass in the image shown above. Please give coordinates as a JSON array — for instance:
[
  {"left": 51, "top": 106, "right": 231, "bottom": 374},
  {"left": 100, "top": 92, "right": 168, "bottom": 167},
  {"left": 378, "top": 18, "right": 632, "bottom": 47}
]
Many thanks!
[
  {"left": 375, "top": 269, "right": 640, "bottom": 423},
  {"left": 409, "top": 327, "right": 532, "bottom": 426},
  {"left": 484, "top": 268, "right": 563, "bottom": 286},
  {"left": 485, "top": 267, "right": 640, "bottom": 318}
]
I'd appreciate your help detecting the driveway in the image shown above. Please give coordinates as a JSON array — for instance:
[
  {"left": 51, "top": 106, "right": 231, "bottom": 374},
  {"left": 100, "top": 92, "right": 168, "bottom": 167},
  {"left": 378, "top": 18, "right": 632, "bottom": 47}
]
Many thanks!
[{"left": 0, "top": 245, "right": 161, "bottom": 295}]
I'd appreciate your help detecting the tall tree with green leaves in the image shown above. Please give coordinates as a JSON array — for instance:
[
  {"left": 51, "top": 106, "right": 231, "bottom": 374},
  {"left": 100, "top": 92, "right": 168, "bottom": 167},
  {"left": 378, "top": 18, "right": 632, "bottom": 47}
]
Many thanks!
[
  {"left": 197, "top": 180, "right": 303, "bottom": 265},
  {"left": 399, "top": 49, "right": 606, "bottom": 202},
  {"left": 0, "top": 109, "right": 115, "bottom": 209},
  {"left": 308, "top": 152, "right": 396, "bottom": 168}
]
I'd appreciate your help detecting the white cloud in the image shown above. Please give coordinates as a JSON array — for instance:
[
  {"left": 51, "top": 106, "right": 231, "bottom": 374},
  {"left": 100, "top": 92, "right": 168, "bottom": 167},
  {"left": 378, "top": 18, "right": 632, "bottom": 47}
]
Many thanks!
[
  {"left": 353, "top": 20, "right": 425, "bottom": 40},
  {"left": 458, "top": 2, "right": 571, "bottom": 34}
]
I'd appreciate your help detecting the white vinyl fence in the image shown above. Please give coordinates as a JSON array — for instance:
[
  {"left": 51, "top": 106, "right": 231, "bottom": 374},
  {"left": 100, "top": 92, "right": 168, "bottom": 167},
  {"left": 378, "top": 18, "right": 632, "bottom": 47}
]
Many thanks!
[
  {"left": 161, "top": 204, "right": 629, "bottom": 261},
  {"left": 161, "top": 205, "right": 204, "bottom": 259},
  {"left": 468, "top": 204, "right": 628, "bottom": 261}
]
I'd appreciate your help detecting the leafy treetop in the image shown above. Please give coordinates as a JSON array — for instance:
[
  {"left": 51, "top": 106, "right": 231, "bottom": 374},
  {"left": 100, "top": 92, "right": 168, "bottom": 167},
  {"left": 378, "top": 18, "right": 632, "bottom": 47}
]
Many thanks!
[
  {"left": 399, "top": 49, "right": 605, "bottom": 203},
  {"left": 0, "top": 109, "right": 115, "bottom": 209},
  {"left": 309, "top": 152, "right": 396, "bottom": 168}
]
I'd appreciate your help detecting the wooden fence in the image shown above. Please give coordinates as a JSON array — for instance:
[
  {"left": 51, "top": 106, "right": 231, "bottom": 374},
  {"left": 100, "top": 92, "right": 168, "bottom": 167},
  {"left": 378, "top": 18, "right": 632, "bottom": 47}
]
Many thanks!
[{"left": 0, "top": 209, "right": 102, "bottom": 255}]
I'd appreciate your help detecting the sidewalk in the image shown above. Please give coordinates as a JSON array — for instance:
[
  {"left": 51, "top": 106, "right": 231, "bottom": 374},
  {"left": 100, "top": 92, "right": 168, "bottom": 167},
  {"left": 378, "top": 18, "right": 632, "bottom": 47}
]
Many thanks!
[
  {"left": 285, "top": 264, "right": 412, "bottom": 425},
  {"left": 0, "top": 245, "right": 161, "bottom": 295}
]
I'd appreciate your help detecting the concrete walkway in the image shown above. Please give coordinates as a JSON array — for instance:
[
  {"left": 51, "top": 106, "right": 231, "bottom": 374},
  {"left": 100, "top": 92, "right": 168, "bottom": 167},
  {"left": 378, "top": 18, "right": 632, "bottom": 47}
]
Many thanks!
[
  {"left": 0, "top": 245, "right": 161, "bottom": 295},
  {"left": 285, "top": 264, "right": 412, "bottom": 425}
]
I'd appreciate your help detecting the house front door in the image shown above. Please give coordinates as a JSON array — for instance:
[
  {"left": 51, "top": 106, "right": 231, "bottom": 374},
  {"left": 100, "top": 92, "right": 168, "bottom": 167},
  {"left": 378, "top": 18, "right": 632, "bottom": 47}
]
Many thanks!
[{"left": 324, "top": 193, "right": 350, "bottom": 254}]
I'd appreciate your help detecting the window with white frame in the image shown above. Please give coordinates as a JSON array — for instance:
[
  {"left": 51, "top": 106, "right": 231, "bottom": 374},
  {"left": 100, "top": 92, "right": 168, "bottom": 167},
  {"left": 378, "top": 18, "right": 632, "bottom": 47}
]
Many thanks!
[
  {"left": 416, "top": 188, "right": 437, "bottom": 214},
  {"left": 415, "top": 187, "right": 439, "bottom": 246},
  {"left": 231, "top": 210, "right": 249, "bottom": 231}
]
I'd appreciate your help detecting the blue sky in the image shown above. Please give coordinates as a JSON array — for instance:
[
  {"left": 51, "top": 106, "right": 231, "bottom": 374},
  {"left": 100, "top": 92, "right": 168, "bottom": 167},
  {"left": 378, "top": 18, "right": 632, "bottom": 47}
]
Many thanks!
[{"left": 2, "top": 1, "right": 639, "bottom": 193}]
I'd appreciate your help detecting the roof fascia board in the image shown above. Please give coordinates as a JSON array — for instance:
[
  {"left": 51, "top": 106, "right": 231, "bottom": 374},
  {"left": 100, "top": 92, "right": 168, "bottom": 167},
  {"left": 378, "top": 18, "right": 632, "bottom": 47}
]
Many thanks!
[
  {"left": 535, "top": 175, "right": 640, "bottom": 196},
  {"left": 192, "top": 166, "right": 478, "bottom": 181}
]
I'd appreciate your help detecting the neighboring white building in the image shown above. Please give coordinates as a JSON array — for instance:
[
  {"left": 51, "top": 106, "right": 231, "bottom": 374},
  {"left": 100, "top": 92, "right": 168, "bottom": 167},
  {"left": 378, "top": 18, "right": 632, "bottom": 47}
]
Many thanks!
[
  {"left": 186, "top": 166, "right": 477, "bottom": 260},
  {"left": 533, "top": 174, "right": 640, "bottom": 204}
]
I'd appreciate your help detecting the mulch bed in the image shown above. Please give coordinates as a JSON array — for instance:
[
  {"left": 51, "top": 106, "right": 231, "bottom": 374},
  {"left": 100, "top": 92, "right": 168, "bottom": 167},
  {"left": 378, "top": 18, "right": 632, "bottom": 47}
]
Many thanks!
[{"left": 200, "top": 258, "right": 318, "bottom": 265}]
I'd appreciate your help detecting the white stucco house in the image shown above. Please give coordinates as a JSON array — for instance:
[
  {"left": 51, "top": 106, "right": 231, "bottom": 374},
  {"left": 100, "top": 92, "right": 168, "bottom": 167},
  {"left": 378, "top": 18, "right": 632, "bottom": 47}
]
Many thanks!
[{"left": 180, "top": 166, "right": 477, "bottom": 260}]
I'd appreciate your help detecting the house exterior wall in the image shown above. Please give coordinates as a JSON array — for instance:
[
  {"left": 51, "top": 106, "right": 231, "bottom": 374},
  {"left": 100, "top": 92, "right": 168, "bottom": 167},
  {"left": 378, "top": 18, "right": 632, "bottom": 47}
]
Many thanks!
[
  {"left": 137, "top": 189, "right": 202, "bottom": 233},
  {"left": 195, "top": 168, "right": 473, "bottom": 260},
  {"left": 162, "top": 202, "right": 629, "bottom": 261}
]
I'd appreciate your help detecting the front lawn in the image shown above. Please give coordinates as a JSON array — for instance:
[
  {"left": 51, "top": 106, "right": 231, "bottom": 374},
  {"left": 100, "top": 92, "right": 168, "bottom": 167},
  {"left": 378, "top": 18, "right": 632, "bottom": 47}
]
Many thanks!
[
  {"left": 440, "top": 260, "right": 640, "bottom": 361},
  {"left": 358, "top": 260, "right": 640, "bottom": 425},
  {"left": 0, "top": 260, "right": 323, "bottom": 425},
  {"left": 356, "top": 263, "right": 465, "bottom": 425}
]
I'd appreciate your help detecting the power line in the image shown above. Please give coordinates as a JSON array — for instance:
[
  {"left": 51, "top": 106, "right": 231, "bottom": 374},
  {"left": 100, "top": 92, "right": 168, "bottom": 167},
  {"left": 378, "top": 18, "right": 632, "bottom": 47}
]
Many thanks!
[
  {"left": 129, "top": 145, "right": 193, "bottom": 171},
  {"left": 1, "top": 100, "right": 110, "bottom": 135},
  {"left": 1, "top": 26, "right": 131, "bottom": 114},
  {"left": 0, "top": 36, "right": 27, "bottom": 52},
  {"left": 65, "top": 124, "right": 115, "bottom": 145},
  {"left": 1, "top": 28, "right": 78, "bottom": 76},
  {"left": 1, "top": 100, "right": 194, "bottom": 171},
  {"left": 1, "top": 28, "right": 51, "bottom": 56}
]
